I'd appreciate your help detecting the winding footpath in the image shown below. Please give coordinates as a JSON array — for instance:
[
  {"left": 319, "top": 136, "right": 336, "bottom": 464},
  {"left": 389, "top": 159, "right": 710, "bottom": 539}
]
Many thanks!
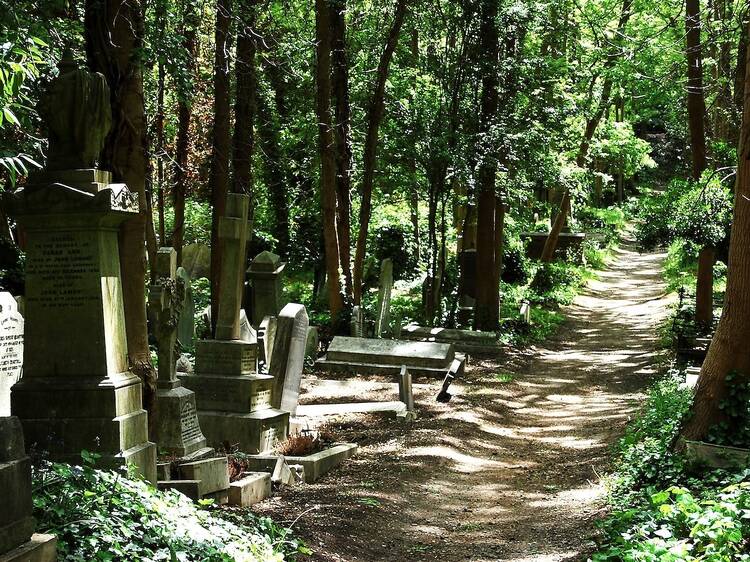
[{"left": 259, "top": 239, "right": 672, "bottom": 562}]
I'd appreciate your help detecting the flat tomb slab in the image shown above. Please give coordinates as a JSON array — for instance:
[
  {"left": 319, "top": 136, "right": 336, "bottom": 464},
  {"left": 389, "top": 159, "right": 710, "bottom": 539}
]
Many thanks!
[
  {"left": 399, "top": 324, "right": 503, "bottom": 353},
  {"left": 296, "top": 401, "right": 407, "bottom": 417},
  {"left": 323, "top": 337, "right": 455, "bottom": 368},
  {"left": 237, "top": 443, "right": 357, "bottom": 484},
  {"left": 315, "top": 357, "right": 460, "bottom": 378}
]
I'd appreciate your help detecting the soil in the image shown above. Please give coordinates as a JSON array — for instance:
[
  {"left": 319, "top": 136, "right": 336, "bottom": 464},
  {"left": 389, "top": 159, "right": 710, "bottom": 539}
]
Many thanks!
[{"left": 256, "top": 239, "right": 672, "bottom": 562}]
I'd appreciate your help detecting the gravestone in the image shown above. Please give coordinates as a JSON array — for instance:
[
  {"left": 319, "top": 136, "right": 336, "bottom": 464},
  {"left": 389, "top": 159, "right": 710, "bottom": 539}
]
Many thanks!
[
  {"left": 149, "top": 247, "right": 208, "bottom": 457},
  {"left": 375, "top": 258, "right": 393, "bottom": 338},
  {"left": 305, "top": 326, "right": 319, "bottom": 360},
  {"left": 350, "top": 305, "right": 364, "bottom": 337},
  {"left": 269, "top": 303, "right": 309, "bottom": 416},
  {"left": 5, "top": 54, "right": 155, "bottom": 482},
  {"left": 246, "top": 251, "right": 286, "bottom": 327},
  {"left": 182, "top": 243, "right": 211, "bottom": 280},
  {"left": 257, "top": 315, "right": 277, "bottom": 371},
  {"left": 176, "top": 267, "right": 195, "bottom": 350},
  {"left": 239, "top": 309, "right": 256, "bottom": 343},
  {"left": 181, "top": 194, "right": 288, "bottom": 453},
  {"left": 0, "top": 416, "right": 56, "bottom": 560},
  {"left": 0, "top": 294, "right": 23, "bottom": 416}
]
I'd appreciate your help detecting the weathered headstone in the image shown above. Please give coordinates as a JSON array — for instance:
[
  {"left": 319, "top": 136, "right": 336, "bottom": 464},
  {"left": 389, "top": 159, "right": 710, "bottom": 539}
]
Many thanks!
[
  {"left": 0, "top": 416, "right": 56, "bottom": 560},
  {"left": 239, "top": 309, "right": 256, "bottom": 343},
  {"left": 398, "top": 366, "right": 414, "bottom": 412},
  {"left": 350, "top": 305, "right": 364, "bottom": 337},
  {"left": 176, "top": 266, "right": 195, "bottom": 350},
  {"left": 269, "top": 303, "right": 309, "bottom": 415},
  {"left": 149, "top": 247, "right": 208, "bottom": 457},
  {"left": 181, "top": 194, "right": 288, "bottom": 453},
  {"left": 519, "top": 300, "right": 531, "bottom": 324},
  {"left": 181, "top": 243, "right": 211, "bottom": 280},
  {"left": 375, "top": 258, "right": 393, "bottom": 338},
  {"left": 305, "top": 326, "right": 319, "bottom": 360},
  {"left": 246, "top": 251, "right": 286, "bottom": 327},
  {"left": 5, "top": 55, "right": 155, "bottom": 482},
  {"left": 257, "top": 315, "right": 277, "bottom": 371},
  {"left": 0, "top": 294, "right": 23, "bottom": 416}
]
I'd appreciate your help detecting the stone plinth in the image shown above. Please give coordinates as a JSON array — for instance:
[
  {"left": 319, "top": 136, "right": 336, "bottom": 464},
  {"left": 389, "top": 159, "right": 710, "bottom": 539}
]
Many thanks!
[
  {"left": 247, "top": 251, "right": 286, "bottom": 327},
  {"left": 0, "top": 417, "right": 56, "bottom": 561},
  {"left": 6, "top": 169, "right": 155, "bottom": 483}
]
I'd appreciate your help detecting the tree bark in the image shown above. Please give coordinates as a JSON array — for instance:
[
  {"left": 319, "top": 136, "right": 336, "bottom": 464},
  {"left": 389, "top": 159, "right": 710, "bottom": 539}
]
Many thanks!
[
  {"left": 330, "top": 0, "right": 354, "bottom": 302},
  {"left": 85, "top": 0, "right": 156, "bottom": 433},
  {"left": 681, "top": 23, "right": 750, "bottom": 440},
  {"left": 233, "top": 0, "right": 257, "bottom": 199},
  {"left": 352, "top": 0, "right": 408, "bottom": 304},
  {"left": 686, "top": 0, "right": 708, "bottom": 179},
  {"left": 171, "top": 0, "right": 199, "bottom": 265},
  {"left": 316, "top": 0, "right": 345, "bottom": 320},
  {"left": 473, "top": 0, "right": 501, "bottom": 331},
  {"left": 209, "top": 0, "right": 233, "bottom": 335}
]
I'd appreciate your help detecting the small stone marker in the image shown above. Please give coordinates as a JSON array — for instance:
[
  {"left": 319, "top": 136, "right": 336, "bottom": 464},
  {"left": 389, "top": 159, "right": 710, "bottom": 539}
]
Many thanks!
[
  {"left": 269, "top": 303, "right": 309, "bottom": 415},
  {"left": 350, "top": 305, "right": 364, "bottom": 337},
  {"left": 247, "top": 251, "right": 286, "bottom": 327},
  {"left": 176, "top": 266, "right": 195, "bottom": 350},
  {"left": 149, "top": 247, "right": 208, "bottom": 457},
  {"left": 375, "top": 258, "right": 393, "bottom": 338},
  {"left": 0, "top": 293, "right": 24, "bottom": 416},
  {"left": 0, "top": 416, "right": 56, "bottom": 558},
  {"left": 398, "top": 366, "right": 415, "bottom": 413},
  {"left": 436, "top": 358, "right": 463, "bottom": 403},
  {"left": 519, "top": 300, "right": 531, "bottom": 324},
  {"left": 258, "top": 315, "right": 277, "bottom": 370}
]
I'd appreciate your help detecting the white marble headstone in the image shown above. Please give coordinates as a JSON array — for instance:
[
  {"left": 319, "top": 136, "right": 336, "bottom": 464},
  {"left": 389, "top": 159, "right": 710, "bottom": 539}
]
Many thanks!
[{"left": 0, "top": 292, "right": 24, "bottom": 415}]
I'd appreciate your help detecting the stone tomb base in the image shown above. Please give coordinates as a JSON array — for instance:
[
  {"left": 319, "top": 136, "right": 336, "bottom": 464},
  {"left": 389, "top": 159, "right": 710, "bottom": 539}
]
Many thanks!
[
  {"left": 0, "top": 534, "right": 57, "bottom": 562},
  {"left": 154, "top": 385, "right": 207, "bottom": 458},
  {"left": 196, "top": 410, "right": 288, "bottom": 454},
  {"left": 316, "top": 337, "right": 464, "bottom": 378},
  {"left": 11, "top": 374, "right": 156, "bottom": 483}
]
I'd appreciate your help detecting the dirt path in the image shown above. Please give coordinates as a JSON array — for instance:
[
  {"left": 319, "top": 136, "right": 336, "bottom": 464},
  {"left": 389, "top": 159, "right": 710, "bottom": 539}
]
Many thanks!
[{"left": 257, "top": 240, "right": 672, "bottom": 562}]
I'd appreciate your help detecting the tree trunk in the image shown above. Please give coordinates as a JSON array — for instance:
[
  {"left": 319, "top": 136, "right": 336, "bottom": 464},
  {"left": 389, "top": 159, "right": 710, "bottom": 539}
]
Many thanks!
[
  {"left": 233, "top": 0, "right": 257, "bottom": 199},
  {"left": 85, "top": 0, "right": 156, "bottom": 434},
  {"left": 209, "top": 0, "right": 233, "bottom": 335},
  {"left": 330, "top": 0, "right": 353, "bottom": 302},
  {"left": 474, "top": 0, "right": 501, "bottom": 331},
  {"left": 686, "top": 0, "right": 708, "bottom": 179},
  {"left": 681, "top": 25, "right": 750, "bottom": 440},
  {"left": 315, "top": 0, "right": 345, "bottom": 320},
  {"left": 695, "top": 246, "right": 715, "bottom": 327},
  {"left": 540, "top": 190, "right": 570, "bottom": 262},
  {"left": 171, "top": 0, "right": 198, "bottom": 265},
  {"left": 352, "top": 0, "right": 408, "bottom": 304},
  {"left": 409, "top": 27, "right": 420, "bottom": 262}
]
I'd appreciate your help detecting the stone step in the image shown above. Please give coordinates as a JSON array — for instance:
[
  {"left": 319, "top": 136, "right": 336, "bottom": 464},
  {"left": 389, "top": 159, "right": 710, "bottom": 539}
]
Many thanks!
[
  {"left": 177, "top": 457, "right": 229, "bottom": 496},
  {"left": 228, "top": 472, "right": 272, "bottom": 506}
]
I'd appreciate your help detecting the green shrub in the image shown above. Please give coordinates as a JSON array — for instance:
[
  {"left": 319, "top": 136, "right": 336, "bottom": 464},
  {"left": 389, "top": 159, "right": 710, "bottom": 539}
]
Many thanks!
[
  {"left": 528, "top": 261, "right": 585, "bottom": 305},
  {"left": 33, "top": 459, "right": 308, "bottom": 561},
  {"left": 501, "top": 235, "right": 532, "bottom": 284}
]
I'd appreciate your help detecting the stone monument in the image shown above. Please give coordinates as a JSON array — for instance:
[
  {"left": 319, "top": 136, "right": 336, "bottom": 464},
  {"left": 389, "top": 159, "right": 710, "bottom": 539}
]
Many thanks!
[
  {"left": 0, "top": 293, "right": 24, "bottom": 416},
  {"left": 246, "top": 251, "right": 286, "bottom": 327},
  {"left": 4, "top": 53, "right": 156, "bottom": 482},
  {"left": 269, "top": 303, "right": 309, "bottom": 416},
  {"left": 181, "top": 194, "right": 288, "bottom": 454},
  {"left": 375, "top": 258, "right": 393, "bottom": 338},
  {"left": 0, "top": 416, "right": 56, "bottom": 561},
  {"left": 176, "top": 266, "right": 195, "bottom": 350},
  {"left": 149, "top": 248, "right": 208, "bottom": 457}
]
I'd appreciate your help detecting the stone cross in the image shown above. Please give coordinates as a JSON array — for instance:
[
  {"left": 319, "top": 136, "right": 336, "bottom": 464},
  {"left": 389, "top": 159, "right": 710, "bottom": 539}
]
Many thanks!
[
  {"left": 215, "top": 194, "right": 250, "bottom": 340},
  {"left": 149, "top": 247, "right": 183, "bottom": 387},
  {"left": 375, "top": 258, "right": 393, "bottom": 338}
]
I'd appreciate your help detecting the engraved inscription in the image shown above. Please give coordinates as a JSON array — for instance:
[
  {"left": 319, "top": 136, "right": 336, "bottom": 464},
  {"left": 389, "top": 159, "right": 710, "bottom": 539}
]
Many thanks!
[
  {"left": 250, "top": 388, "right": 272, "bottom": 411},
  {"left": 27, "top": 234, "right": 97, "bottom": 309},
  {"left": 180, "top": 400, "right": 203, "bottom": 442},
  {"left": 198, "top": 344, "right": 258, "bottom": 375}
]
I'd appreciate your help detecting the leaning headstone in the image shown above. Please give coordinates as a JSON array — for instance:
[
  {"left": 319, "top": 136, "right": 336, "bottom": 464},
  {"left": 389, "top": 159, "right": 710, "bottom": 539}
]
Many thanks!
[
  {"left": 239, "top": 309, "right": 256, "bottom": 343},
  {"left": 149, "top": 247, "right": 208, "bottom": 457},
  {"left": 375, "top": 258, "right": 393, "bottom": 338},
  {"left": 5, "top": 54, "right": 155, "bottom": 482},
  {"left": 269, "top": 303, "right": 309, "bottom": 416},
  {"left": 182, "top": 243, "right": 211, "bottom": 280},
  {"left": 0, "top": 294, "right": 23, "bottom": 416},
  {"left": 0, "top": 416, "right": 56, "bottom": 559},
  {"left": 246, "top": 251, "right": 286, "bottom": 327},
  {"left": 257, "top": 315, "right": 277, "bottom": 371},
  {"left": 180, "top": 194, "right": 288, "bottom": 453},
  {"left": 176, "top": 267, "right": 195, "bottom": 350}
]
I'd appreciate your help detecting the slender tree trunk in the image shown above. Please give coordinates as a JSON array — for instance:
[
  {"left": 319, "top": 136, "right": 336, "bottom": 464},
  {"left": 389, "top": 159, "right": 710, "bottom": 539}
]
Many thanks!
[
  {"left": 233, "top": 0, "right": 257, "bottom": 199},
  {"left": 315, "top": 0, "right": 345, "bottom": 320},
  {"left": 681, "top": 24, "right": 750, "bottom": 440},
  {"left": 330, "top": 0, "right": 353, "bottom": 302},
  {"left": 686, "top": 0, "right": 713, "bottom": 327},
  {"left": 409, "top": 27, "right": 420, "bottom": 262},
  {"left": 352, "top": 0, "right": 408, "bottom": 304},
  {"left": 85, "top": 0, "right": 156, "bottom": 433},
  {"left": 474, "top": 0, "right": 501, "bottom": 331},
  {"left": 155, "top": 61, "right": 166, "bottom": 243},
  {"left": 209, "top": 0, "right": 233, "bottom": 334},
  {"left": 171, "top": 0, "right": 198, "bottom": 265}
]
